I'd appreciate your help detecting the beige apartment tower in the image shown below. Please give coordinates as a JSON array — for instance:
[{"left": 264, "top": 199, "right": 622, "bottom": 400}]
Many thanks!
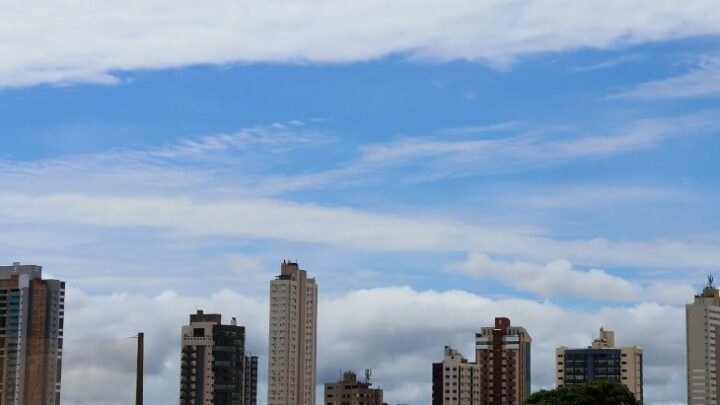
[
  {"left": 556, "top": 327, "right": 643, "bottom": 402},
  {"left": 0, "top": 262, "right": 65, "bottom": 405},
  {"left": 268, "top": 261, "right": 318, "bottom": 405},
  {"left": 687, "top": 277, "right": 720, "bottom": 405}
]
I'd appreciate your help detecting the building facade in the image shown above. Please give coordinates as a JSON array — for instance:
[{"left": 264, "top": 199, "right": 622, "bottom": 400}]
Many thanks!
[
  {"left": 432, "top": 317, "right": 531, "bottom": 405},
  {"left": 556, "top": 328, "right": 643, "bottom": 402},
  {"left": 0, "top": 262, "right": 65, "bottom": 405},
  {"left": 268, "top": 261, "right": 318, "bottom": 405},
  {"left": 324, "top": 371, "right": 383, "bottom": 405},
  {"left": 244, "top": 354, "right": 258, "bottom": 405},
  {"left": 432, "top": 346, "right": 480, "bottom": 405},
  {"left": 475, "top": 317, "right": 532, "bottom": 405},
  {"left": 179, "top": 310, "right": 257, "bottom": 405},
  {"left": 687, "top": 277, "right": 720, "bottom": 405}
]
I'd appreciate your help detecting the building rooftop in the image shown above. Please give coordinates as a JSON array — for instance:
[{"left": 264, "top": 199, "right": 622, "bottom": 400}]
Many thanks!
[{"left": 0, "top": 262, "right": 43, "bottom": 280}]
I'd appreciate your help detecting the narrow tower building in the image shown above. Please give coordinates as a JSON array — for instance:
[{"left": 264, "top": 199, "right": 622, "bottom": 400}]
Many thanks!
[
  {"left": 268, "top": 261, "right": 318, "bottom": 405},
  {"left": 687, "top": 276, "right": 720, "bottom": 405}
]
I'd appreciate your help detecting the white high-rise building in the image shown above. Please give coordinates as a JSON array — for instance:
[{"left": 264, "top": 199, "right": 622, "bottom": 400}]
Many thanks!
[
  {"left": 687, "top": 277, "right": 720, "bottom": 405},
  {"left": 268, "top": 261, "right": 318, "bottom": 405}
]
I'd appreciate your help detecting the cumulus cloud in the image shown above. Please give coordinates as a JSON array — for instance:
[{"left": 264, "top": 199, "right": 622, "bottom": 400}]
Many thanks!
[
  {"left": 61, "top": 285, "right": 687, "bottom": 405},
  {"left": 2, "top": 0, "right": 720, "bottom": 87},
  {"left": 457, "top": 253, "right": 695, "bottom": 304},
  {"left": 458, "top": 253, "right": 642, "bottom": 301},
  {"left": 62, "top": 288, "right": 269, "bottom": 405},
  {"left": 612, "top": 55, "right": 720, "bottom": 99}
]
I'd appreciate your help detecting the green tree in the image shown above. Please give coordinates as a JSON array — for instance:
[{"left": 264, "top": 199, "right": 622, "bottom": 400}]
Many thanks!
[{"left": 525, "top": 380, "right": 641, "bottom": 405}]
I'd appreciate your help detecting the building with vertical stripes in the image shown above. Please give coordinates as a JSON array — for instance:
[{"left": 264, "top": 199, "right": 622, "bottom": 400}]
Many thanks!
[
  {"left": 475, "top": 317, "right": 531, "bottom": 405},
  {"left": 244, "top": 354, "right": 258, "bottom": 405}
]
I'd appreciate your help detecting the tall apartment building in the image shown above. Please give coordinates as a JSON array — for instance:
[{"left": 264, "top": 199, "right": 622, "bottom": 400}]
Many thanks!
[
  {"left": 687, "top": 277, "right": 720, "bottom": 405},
  {"left": 475, "top": 317, "right": 532, "bottom": 405},
  {"left": 179, "top": 310, "right": 257, "bottom": 405},
  {"left": 324, "top": 370, "right": 383, "bottom": 405},
  {"left": 0, "top": 262, "right": 65, "bottom": 405},
  {"left": 556, "top": 327, "right": 643, "bottom": 402},
  {"left": 432, "top": 346, "right": 480, "bottom": 405},
  {"left": 432, "top": 317, "right": 531, "bottom": 405},
  {"left": 268, "top": 261, "right": 318, "bottom": 405}
]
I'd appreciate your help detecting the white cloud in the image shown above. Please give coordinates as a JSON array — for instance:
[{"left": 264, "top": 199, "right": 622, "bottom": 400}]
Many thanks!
[
  {"left": 241, "top": 111, "right": 720, "bottom": 195},
  {"left": 645, "top": 282, "right": 696, "bottom": 305},
  {"left": 0, "top": 194, "right": 720, "bottom": 268},
  {"left": 2, "top": 113, "right": 715, "bottom": 197},
  {"left": 0, "top": 192, "right": 719, "bottom": 270},
  {"left": 0, "top": 117, "right": 717, "bottom": 275},
  {"left": 570, "top": 54, "right": 644, "bottom": 73},
  {"left": 612, "top": 55, "right": 720, "bottom": 99},
  {"left": 513, "top": 184, "right": 700, "bottom": 209},
  {"left": 347, "top": 110, "right": 720, "bottom": 182},
  {"left": 458, "top": 253, "right": 642, "bottom": 301},
  {"left": 2, "top": 0, "right": 720, "bottom": 87},
  {"left": 457, "top": 253, "right": 695, "bottom": 304},
  {"left": 60, "top": 285, "right": 687, "bottom": 405}
]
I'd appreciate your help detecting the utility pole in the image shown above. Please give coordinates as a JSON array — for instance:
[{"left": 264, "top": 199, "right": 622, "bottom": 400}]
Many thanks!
[{"left": 136, "top": 332, "right": 144, "bottom": 405}]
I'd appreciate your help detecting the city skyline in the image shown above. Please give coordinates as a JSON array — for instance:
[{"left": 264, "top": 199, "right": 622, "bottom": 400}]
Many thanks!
[
  {"left": 3, "top": 1, "right": 720, "bottom": 404},
  {"left": 11, "top": 259, "right": 712, "bottom": 404}
]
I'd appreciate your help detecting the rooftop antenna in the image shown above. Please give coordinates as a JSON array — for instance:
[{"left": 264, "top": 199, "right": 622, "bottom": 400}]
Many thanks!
[
  {"left": 709, "top": 274, "right": 715, "bottom": 288},
  {"left": 365, "top": 369, "right": 372, "bottom": 385}
]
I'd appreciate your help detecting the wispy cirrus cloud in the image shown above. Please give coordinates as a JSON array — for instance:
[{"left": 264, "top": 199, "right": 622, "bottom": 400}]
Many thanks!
[
  {"left": 511, "top": 184, "right": 701, "bottom": 209},
  {"left": 3, "top": 0, "right": 720, "bottom": 88},
  {"left": 0, "top": 193, "right": 718, "bottom": 270},
  {"left": 346, "top": 110, "right": 720, "bottom": 182},
  {"left": 0, "top": 116, "right": 716, "bottom": 274},
  {"left": 611, "top": 55, "right": 720, "bottom": 99},
  {"left": 570, "top": 54, "right": 644, "bottom": 73},
  {"left": 242, "top": 110, "right": 720, "bottom": 194},
  {"left": 2, "top": 112, "right": 716, "bottom": 197},
  {"left": 0, "top": 121, "right": 330, "bottom": 196}
]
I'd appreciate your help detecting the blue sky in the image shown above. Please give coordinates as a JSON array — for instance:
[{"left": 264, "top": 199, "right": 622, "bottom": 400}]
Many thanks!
[{"left": 2, "top": 2, "right": 720, "bottom": 404}]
